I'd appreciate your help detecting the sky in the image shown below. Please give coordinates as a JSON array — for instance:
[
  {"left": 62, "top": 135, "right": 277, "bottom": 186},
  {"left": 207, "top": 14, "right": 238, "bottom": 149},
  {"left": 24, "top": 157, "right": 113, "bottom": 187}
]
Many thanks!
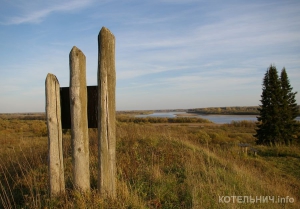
[{"left": 0, "top": 0, "right": 300, "bottom": 112}]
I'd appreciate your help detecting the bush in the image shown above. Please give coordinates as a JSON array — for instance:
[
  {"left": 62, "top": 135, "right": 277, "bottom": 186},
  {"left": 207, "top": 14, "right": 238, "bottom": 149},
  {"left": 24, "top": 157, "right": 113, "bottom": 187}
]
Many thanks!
[{"left": 117, "top": 115, "right": 211, "bottom": 124}]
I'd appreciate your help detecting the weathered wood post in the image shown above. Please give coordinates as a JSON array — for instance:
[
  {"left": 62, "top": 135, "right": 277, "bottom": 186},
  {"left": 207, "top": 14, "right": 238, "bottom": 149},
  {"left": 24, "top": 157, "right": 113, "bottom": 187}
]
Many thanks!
[
  {"left": 97, "top": 27, "right": 116, "bottom": 197},
  {"left": 45, "top": 73, "right": 65, "bottom": 196},
  {"left": 69, "top": 46, "right": 90, "bottom": 192}
]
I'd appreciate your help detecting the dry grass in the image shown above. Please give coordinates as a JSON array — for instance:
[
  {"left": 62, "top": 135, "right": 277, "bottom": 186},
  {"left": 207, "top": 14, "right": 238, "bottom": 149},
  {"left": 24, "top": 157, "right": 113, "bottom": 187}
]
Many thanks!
[{"left": 0, "top": 115, "right": 299, "bottom": 208}]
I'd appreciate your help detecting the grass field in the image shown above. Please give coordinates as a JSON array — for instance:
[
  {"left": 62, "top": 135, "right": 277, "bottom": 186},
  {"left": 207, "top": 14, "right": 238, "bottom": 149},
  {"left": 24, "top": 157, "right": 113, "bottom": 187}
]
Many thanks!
[{"left": 0, "top": 114, "right": 299, "bottom": 208}]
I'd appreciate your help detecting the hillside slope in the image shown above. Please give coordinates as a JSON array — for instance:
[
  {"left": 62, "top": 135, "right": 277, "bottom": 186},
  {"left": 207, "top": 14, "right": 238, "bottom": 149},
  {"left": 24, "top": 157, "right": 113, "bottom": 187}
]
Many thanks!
[{"left": 0, "top": 117, "right": 299, "bottom": 208}]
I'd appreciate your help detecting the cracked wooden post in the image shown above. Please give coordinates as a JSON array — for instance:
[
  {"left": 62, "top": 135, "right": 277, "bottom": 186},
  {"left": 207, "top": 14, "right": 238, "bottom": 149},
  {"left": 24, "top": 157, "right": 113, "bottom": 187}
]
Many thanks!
[
  {"left": 97, "top": 27, "right": 116, "bottom": 198},
  {"left": 69, "top": 46, "right": 90, "bottom": 192},
  {"left": 45, "top": 73, "right": 65, "bottom": 196}
]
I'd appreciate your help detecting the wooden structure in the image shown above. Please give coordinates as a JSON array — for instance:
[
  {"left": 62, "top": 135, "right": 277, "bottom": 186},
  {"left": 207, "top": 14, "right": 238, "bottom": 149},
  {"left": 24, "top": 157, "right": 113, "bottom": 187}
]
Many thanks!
[
  {"left": 45, "top": 73, "right": 65, "bottom": 196},
  {"left": 69, "top": 46, "right": 90, "bottom": 192},
  {"left": 239, "top": 143, "right": 258, "bottom": 156},
  {"left": 45, "top": 27, "right": 116, "bottom": 197},
  {"left": 97, "top": 27, "right": 116, "bottom": 198}
]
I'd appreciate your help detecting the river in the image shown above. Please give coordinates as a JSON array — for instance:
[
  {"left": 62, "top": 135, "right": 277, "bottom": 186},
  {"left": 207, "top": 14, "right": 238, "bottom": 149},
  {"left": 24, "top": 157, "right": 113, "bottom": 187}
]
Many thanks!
[{"left": 136, "top": 112, "right": 300, "bottom": 124}]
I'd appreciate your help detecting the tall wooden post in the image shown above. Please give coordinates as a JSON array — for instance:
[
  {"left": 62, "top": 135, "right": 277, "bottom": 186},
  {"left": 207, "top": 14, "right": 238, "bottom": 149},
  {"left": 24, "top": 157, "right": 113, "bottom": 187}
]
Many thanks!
[
  {"left": 69, "top": 46, "right": 90, "bottom": 192},
  {"left": 45, "top": 73, "right": 65, "bottom": 196},
  {"left": 97, "top": 27, "right": 116, "bottom": 197}
]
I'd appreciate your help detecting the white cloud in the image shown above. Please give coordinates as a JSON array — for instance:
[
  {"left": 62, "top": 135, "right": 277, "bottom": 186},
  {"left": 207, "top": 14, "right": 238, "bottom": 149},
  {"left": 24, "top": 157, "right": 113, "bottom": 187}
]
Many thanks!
[
  {"left": 1, "top": 0, "right": 95, "bottom": 25},
  {"left": 1, "top": 0, "right": 300, "bottom": 112},
  {"left": 114, "top": 0, "right": 300, "bottom": 88}
]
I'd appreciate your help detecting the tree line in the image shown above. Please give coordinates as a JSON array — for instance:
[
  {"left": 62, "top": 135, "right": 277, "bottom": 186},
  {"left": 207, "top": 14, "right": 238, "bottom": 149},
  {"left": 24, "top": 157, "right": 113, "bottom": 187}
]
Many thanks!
[{"left": 189, "top": 106, "right": 260, "bottom": 115}]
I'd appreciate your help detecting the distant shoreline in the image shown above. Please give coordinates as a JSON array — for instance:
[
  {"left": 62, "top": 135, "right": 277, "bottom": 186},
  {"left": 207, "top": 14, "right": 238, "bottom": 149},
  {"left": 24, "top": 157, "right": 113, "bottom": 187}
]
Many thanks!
[
  {"left": 174, "top": 113, "right": 199, "bottom": 117},
  {"left": 187, "top": 111, "right": 259, "bottom": 116},
  {"left": 1, "top": 104, "right": 299, "bottom": 116}
]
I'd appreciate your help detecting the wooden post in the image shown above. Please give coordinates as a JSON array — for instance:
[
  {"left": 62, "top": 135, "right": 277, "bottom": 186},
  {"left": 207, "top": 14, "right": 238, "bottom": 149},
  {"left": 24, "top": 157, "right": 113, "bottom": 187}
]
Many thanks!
[
  {"left": 97, "top": 27, "right": 116, "bottom": 197},
  {"left": 69, "top": 46, "right": 90, "bottom": 192},
  {"left": 45, "top": 73, "right": 65, "bottom": 196}
]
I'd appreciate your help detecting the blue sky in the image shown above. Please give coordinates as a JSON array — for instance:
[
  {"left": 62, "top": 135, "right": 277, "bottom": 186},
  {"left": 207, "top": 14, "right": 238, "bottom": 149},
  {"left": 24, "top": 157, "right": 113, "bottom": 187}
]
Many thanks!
[{"left": 0, "top": 0, "right": 299, "bottom": 112}]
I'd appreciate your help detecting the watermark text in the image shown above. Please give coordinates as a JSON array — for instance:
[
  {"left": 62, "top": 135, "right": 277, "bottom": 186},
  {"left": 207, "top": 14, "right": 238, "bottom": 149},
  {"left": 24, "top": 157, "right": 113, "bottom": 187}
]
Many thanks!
[{"left": 219, "top": 196, "right": 295, "bottom": 204}]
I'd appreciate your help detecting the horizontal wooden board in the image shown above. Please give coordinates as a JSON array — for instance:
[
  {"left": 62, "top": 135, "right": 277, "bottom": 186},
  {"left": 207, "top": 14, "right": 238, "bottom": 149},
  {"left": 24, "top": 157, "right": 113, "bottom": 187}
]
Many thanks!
[{"left": 60, "top": 86, "right": 98, "bottom": 129}]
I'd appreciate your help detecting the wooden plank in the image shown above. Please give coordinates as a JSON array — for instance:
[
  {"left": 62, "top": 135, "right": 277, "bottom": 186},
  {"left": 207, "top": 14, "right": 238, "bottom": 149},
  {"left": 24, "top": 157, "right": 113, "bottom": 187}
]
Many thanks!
[
  {"left": 60, "top": 86, "right": 98, "bottom": 129},
  {"left": 60, "top": 87, "right": 71, "bottom": 129},
  {"left": 69, "top": 46, "right": 90, "bottom": 192},
  {"left": 97, "top": 27, "right": 116, "bottom": 198},
  {"left": 45, "top": 73, "right": 65, "bottom": 196}
]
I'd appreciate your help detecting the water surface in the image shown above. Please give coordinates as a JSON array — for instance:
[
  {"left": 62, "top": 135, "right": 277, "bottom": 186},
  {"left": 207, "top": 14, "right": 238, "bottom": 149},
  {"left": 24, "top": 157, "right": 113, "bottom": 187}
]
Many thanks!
[{"left": 136, "top": 112, "right": 300, "bottom": 124}]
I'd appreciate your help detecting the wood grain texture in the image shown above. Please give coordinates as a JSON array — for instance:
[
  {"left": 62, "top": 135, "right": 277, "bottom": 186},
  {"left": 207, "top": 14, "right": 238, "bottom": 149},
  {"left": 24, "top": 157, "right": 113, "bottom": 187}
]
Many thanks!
[
  {"left": 69, "top": 46, "right": 90, "bottom": 192},
  {"left": 45, "top": 73, "right": 65, "bottom": 196},
  {"left": 97, "top": 27, "right": 116, "bottom": 198}
]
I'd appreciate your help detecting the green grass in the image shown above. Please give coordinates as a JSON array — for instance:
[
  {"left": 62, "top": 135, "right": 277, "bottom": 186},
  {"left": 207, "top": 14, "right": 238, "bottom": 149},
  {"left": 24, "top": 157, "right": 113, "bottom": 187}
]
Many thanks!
[{"left": 0, "top": 116, "right": 299, "bottom": 208}]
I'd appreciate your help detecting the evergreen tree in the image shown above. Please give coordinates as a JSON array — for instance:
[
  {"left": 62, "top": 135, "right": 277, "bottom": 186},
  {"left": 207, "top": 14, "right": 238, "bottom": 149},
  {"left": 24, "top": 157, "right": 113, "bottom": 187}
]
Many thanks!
[
  {"left": 255, "top": 65, "right": 283, "bottom": 146},
  {"left": 255, "top": 70, "right": 270, "bottom": 145},
  {"left": 255, "top": 65, "right": 299, "bottom": 146},
  {"left": 280, "top": 68, "right": 299, "bottom": 145},
  {"left": 268, "top": 66, "right": 284, "bottom": 145}
]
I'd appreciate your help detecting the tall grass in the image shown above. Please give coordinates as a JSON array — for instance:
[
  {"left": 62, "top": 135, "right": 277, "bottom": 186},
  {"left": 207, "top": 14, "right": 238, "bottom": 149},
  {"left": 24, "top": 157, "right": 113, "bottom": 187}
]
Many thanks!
[{"left": 0, "top": 117, "right": 299, "bottom": 208}]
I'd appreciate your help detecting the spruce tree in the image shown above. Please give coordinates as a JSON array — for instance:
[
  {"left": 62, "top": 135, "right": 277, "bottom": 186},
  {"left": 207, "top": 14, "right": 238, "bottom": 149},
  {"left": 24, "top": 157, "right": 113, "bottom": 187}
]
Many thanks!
[
  {"left": 280, "top": 68, "right": 299, "bottom": 145},
  {"left": 255, "top": 65, "right": 299, "bottom": 146},
  {"left": 255, "top": 65, "right": 283, "bottom": 146},
  {"left": 268, "top": 66, "right": 284, "bottom": 145},
  {"left": 255, "top": 70, "right": 270, "bottom": 145}
]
